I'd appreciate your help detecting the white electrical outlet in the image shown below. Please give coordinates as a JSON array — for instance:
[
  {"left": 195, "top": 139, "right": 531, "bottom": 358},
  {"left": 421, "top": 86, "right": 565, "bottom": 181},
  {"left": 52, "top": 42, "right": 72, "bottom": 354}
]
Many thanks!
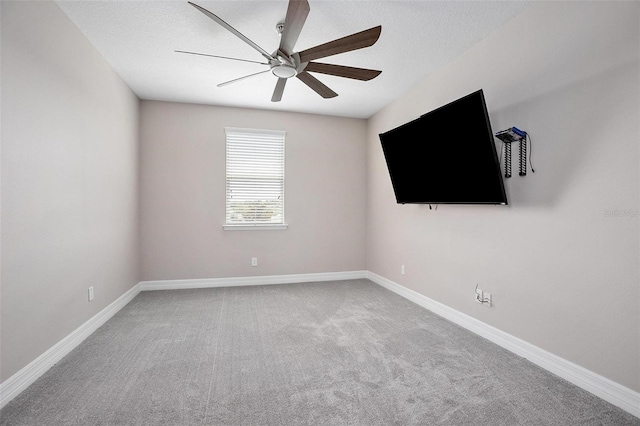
[
  {"left": 251, "top": 257, "right": 258, "bottom": 267},
  {"left": 484, "top": 292, "right": 492, "bottom": 307},
  {"left": 88, "top": 287, "right": 94, "bottom": 302},
  {"left": 475, "top": 285, "right": 492, "bottom": 307},
  {"left": 400, "top": 265, "right": 405, "bottom": 275}
]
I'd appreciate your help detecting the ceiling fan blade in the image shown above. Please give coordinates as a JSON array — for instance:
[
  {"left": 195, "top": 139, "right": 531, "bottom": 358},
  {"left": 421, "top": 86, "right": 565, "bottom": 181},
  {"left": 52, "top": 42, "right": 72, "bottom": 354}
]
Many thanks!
[
  {"left": 217, "top": 69, "right": 271, "bottom": 87},
  {"left": 175, "top": 50, "right": 270, "bottom": 65},
  {"left": 271, "top": 78, "right": 287, "bottom": 102},
  {"left": 304, "top": 62, "right": 381, "bottom": 81},
  {"left": 296, "top": 71, "right": 338, "bottom": 99},
  {"left": 188, "top": 2, "right": 274, "bottom": 61},
  {"left": 278, "top": 0, "right": 310, "bottom": 57},
  {"left": 298, "top": 26, "right": 382, "bottom": 63}
]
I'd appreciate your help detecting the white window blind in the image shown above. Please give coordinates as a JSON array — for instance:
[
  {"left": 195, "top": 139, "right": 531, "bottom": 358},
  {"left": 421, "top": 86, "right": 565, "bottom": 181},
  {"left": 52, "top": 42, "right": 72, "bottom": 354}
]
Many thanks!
[{"left": 225, "top": 127, "right": 286, "bottom": 229}]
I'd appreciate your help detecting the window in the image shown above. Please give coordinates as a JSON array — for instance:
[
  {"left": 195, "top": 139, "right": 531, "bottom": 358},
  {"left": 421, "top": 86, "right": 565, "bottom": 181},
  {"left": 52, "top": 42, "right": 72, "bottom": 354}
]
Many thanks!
[{"left": 224, "top": 127, "right": 286, "bottom": 230}]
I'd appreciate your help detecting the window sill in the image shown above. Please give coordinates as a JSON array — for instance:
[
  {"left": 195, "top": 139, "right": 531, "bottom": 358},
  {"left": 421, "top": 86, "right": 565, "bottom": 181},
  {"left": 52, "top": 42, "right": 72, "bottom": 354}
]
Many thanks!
[{"left": 223, "top": 224, "right": 288, "bottom": 231}]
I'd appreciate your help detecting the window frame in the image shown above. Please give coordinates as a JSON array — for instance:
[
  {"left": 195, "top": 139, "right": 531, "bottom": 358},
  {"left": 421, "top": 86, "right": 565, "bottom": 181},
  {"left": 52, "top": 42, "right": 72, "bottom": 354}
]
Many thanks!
[{"left": 223, "top": 127, "right": 287, "bottom": 231}]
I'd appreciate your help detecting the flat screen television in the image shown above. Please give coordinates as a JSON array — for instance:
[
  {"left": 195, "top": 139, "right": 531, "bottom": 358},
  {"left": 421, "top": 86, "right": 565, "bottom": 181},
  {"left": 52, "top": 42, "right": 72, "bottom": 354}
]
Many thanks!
[{"left": 379, "top": 89, "right": 507, "bottom": 205}]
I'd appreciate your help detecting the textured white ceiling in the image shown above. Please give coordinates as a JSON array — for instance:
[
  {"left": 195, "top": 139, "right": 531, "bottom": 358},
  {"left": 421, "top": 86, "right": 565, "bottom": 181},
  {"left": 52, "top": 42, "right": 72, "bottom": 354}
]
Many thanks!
[{"left": 55, "top": 0, "right": 530, "bottom": 119}]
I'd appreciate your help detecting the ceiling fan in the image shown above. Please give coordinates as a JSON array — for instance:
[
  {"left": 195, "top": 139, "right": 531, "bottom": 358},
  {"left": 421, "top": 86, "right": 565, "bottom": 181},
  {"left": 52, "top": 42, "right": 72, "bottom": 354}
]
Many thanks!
[{"left": 177, "top": 0, "right": 382, "bottom": 102}]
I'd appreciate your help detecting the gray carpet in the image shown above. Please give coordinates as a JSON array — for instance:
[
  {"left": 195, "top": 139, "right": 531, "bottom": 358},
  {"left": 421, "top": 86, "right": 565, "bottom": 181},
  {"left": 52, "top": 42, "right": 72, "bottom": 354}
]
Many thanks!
[{"left": 1, "top": 279, "right": 638, "bottom": 425}]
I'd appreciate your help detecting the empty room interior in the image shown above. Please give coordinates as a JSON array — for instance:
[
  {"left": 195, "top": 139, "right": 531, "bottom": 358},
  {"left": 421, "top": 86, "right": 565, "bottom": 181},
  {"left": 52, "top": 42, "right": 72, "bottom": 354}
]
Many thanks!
[{"left": 1, "top": 0, "right": 639, "bottom": 424}]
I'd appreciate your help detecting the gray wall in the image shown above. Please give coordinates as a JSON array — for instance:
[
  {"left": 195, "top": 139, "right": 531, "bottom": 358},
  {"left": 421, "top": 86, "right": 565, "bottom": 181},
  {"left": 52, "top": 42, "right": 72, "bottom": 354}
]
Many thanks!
[
  {"left": 366, "top": 2, "right": 640, "bottom": 392},
  {"left": 140, "top": 101, "right": 367, "bottom": 281},
  {"left": 0, "top": 1, "right": 140, "bottom": 382}
]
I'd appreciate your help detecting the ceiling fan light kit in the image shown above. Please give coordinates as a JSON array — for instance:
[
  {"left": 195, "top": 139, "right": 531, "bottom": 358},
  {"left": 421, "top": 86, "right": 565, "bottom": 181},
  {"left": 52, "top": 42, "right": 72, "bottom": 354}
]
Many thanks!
[
  {"left": 179, "top": 0, "right": 382, "bottom": 102},
  {"left": 271, "top": 64, "right": 298, "bottom": 79}
]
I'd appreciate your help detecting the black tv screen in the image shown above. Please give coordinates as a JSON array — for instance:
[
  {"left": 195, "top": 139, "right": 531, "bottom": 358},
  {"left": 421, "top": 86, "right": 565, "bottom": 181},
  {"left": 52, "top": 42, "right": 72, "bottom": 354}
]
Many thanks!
[{"left": 379, "top": 89, "right": 507, "bottom": 205}]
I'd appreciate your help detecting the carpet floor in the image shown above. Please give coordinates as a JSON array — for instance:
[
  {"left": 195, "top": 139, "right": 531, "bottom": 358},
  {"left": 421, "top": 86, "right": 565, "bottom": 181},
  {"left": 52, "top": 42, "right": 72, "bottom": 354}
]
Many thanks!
[{"left": 1, "top": 279, "right": 638, "bottom": 425}]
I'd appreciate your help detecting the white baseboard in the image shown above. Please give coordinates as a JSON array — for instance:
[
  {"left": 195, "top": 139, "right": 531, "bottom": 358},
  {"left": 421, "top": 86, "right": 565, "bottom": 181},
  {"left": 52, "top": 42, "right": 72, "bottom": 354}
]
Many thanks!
[
  {"left": 0, "top": 270, "right": 367, "bottom": 408},
  {"left": 139, "top": 270, "right": 368, "bottom": 291},
  {"left": 3, "top": 271, "right": 638, "bottom": 420},
  {"left": 0, "top": 283, "right": 142, "bottom": 409},
  {"left": 366, "top": 271, "right": 640, "bottom": 419}
]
